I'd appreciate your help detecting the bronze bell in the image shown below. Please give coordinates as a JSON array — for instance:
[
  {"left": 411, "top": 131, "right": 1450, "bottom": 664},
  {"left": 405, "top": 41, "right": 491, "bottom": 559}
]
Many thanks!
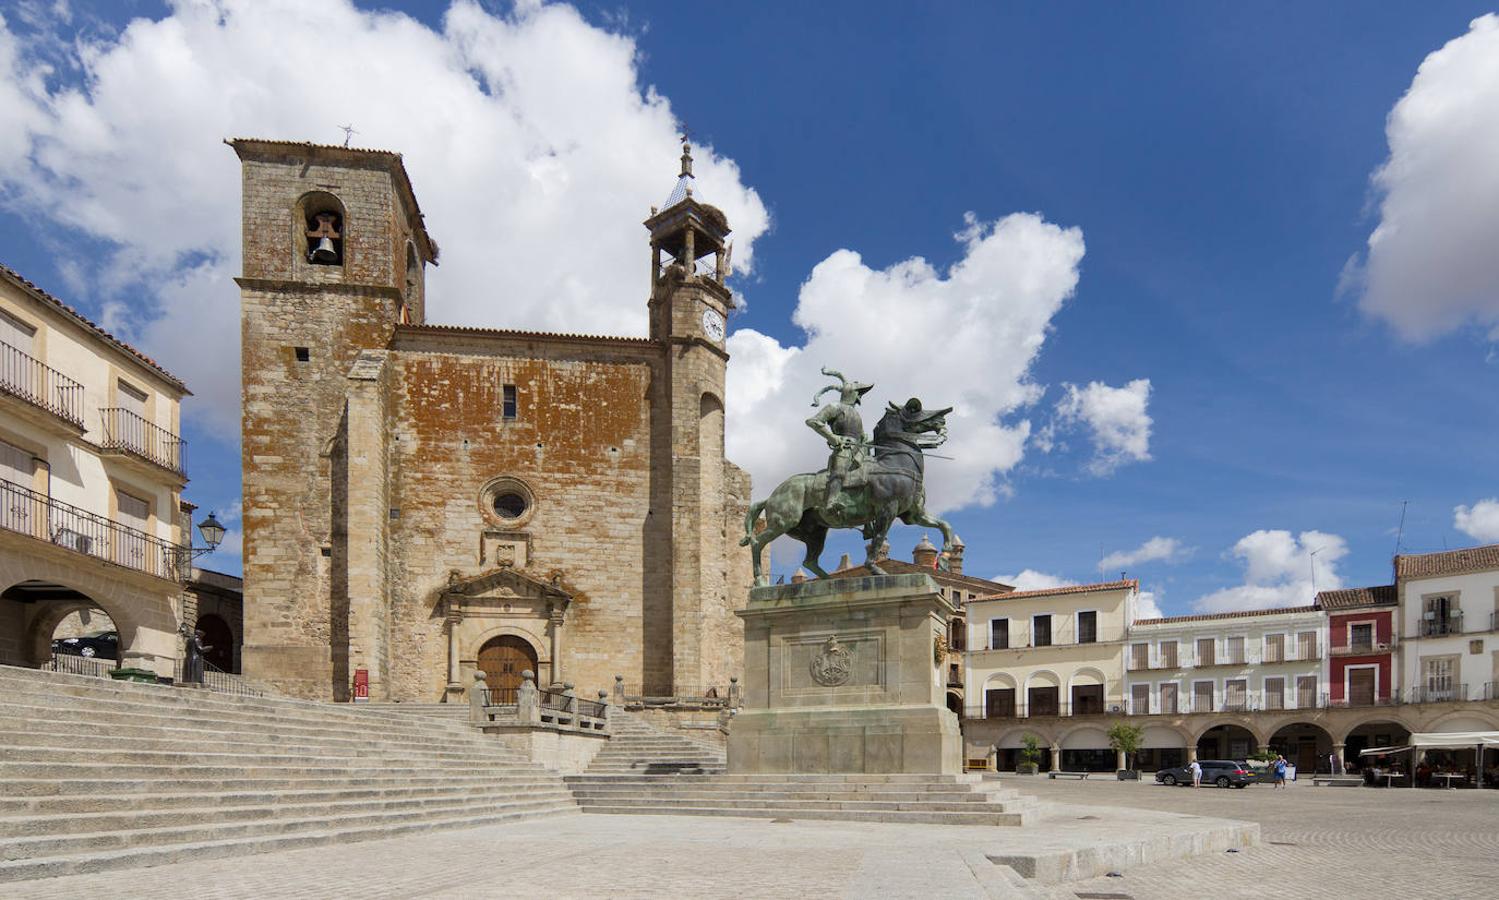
[{"left": 309, "top": 236, "right": 338, "bottom": 264}]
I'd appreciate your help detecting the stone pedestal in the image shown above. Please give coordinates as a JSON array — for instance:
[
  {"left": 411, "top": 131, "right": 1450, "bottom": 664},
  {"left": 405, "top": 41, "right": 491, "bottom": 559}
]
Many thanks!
[{"left": 727, "top": 573, "right": 961, "bottom": 775}]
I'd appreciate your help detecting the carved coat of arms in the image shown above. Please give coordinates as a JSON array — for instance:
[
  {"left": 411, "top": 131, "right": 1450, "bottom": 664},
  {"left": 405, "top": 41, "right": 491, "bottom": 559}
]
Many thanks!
[{"left": 810, "top": 634, "right": 853, "bottom": 686}]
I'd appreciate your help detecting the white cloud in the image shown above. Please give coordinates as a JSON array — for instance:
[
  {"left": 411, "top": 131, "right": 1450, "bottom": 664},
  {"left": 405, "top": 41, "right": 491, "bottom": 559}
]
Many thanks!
[
  {"left": 1454, "top": 499, "right": 1499, "bottom": 543},
  {"left": 1099, "top": 536, "right": 1187, "bottom": 573},
  {"left": 1194, "top": 529, "right": 1346, "bottom": 613},
  {"left": 1048, "top": 379, "right": 1152, "bottom": 476},
  {"left": 727, "top": 212, "right": 1085, "bottom": 513},
  {"left": 993, "top": 569, "right": 1079, "bottom": 592},
  {"left": 1133, "top": 590, "right": 1164, "bottom": 622},
  {"left": 1348, "top": 14, "right": 1499, "bottom": 342},
  {"left": 0, "top": 0, "right": 769, "bottom": 432}
]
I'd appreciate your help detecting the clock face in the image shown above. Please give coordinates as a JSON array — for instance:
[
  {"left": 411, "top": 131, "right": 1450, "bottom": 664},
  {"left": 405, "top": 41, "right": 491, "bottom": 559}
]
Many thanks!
[{"left": 701, "top": 308, "right": 725, "bottom": 342}]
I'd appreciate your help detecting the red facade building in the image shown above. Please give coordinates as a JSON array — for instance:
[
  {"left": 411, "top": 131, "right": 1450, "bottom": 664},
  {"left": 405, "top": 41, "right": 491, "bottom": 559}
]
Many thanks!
[{"left": 1317, "top": 585, "right": 1398, "bottom": 705}]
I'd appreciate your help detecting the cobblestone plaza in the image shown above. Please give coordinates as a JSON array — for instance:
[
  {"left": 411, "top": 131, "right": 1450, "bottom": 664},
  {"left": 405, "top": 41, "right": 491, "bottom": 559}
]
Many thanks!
[{"left": 10, "top": 777, "right": 1494, "bottom": 899}]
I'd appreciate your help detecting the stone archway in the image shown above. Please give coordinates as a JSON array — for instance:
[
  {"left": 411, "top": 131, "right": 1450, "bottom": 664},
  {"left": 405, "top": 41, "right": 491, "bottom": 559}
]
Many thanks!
[
  {"left": 1196, "top": 721, "right": 1260, "bottom": 761},
  {"left": 477, "top": 634, "right": 540, "bottom": 704},
  {"left": 1342, "top": 719, "right": 1411, "bottom": 773},
  {"left": 194, "top": 613, "right": 234, "bottom": 673},
  {"left": 1269, "top": 722, "right": 1335, "bottom": 775}
]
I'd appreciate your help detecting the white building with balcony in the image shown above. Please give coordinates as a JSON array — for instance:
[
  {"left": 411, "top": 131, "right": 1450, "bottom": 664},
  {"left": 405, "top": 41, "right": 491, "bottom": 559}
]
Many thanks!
[
  {"left": 0, "top": 265, "right": 193, "bottom": 677},
  {"left": 1125, "top": 606, "right": 1328, "bottom": 718},
  {"left": 1395, "top": 545, "right": 1499, "bottom": 707}
]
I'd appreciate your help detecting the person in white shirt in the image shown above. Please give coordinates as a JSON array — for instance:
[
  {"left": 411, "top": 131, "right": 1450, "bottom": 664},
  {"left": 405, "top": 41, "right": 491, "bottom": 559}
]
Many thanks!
[{"left": 1189, "top": 759, "right": 1202, "bottom": 788}]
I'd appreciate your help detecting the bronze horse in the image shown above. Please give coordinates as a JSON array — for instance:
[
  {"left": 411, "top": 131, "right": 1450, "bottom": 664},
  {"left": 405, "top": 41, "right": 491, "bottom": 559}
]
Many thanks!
[{"left": 741, "top": 398, "right": 960, "bottom": 581}]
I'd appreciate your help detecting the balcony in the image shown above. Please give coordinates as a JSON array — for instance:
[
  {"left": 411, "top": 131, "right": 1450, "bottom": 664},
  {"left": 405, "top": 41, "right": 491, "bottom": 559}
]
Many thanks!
[
  {"left": 1329, "top": 640, "right": 1393, "bottom": 657},
  {"left": 99, "top": 407, "right": 185, "bottom": 478},
  {"left": 0, "top": 340, "right": 85, "bottom": 431},
  {"left": 0, "top": 477, "right": 184, "bottom": 582},
  {"left": 1420, "top": 619, "right": 1460, "bottom": 637},
  {"left": 1407, "top": 684, "right": 1468, "bottom": 705},
  {"left": 962, "top": 700, "right": 1128, "bottom": 720}
]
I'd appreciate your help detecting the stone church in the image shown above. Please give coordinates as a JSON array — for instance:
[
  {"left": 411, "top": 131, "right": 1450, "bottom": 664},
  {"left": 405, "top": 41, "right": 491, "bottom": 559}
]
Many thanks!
[{"left": 232, "top": 137, "right": 752, "bottom": 703}]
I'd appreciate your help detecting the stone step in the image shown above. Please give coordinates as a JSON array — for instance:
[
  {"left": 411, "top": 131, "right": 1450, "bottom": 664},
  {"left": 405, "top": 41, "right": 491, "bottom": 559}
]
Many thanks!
[
  {"left": 0, "top": 796, "right": 575, "bottom": 863},
  {"left": 0, "top": 806, "right": 582, "bottom": 883},
  {"left": 0, "top": 729, "right": 538, "bottom": 764},
  {"left": 0, "top": 759, "right": 543, "bottom": 781},
  {"left": 0, "top": 684, "right": 489, "bottom": 740},
  {"left": 0, "top": 772, "right": 560, "bottom": 798},
  {"left": 0, "top": 786, "right": 578, "bottom": 838},
  {"left": 577, "top": 803, "right": 1030, "bottom": 827},
  {"left": 567, "top": 773, "right": 985, "bottom": 784},
  {"left": 0, "top": 670, "right": 491, "bottom": 736},
  {"left": 564, "top": 782, "right": 1017, "bottom": 799},
  {"left": 0, "top": 743, "right": 539, "bottom": 771},
  {"left": 570, "top": 795, "right": 1035, "bottom": 815},
  {"left": 0, "top": 706, "right": 503, "bottom": 756},
  {"left": 566, "top": 788, "right": 1030, "bottom": 807},
  {"left": 0, "top": 780, "right": 574, "bottom": 813},
  {"left": 0, "top": 727, "right": 535, "bottom": 763}
]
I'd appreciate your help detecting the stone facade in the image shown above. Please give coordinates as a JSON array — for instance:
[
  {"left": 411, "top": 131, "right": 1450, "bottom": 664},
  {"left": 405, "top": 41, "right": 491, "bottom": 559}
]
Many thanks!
[{"left": 234, "top": 138, "right": 750, "bottom": 703}]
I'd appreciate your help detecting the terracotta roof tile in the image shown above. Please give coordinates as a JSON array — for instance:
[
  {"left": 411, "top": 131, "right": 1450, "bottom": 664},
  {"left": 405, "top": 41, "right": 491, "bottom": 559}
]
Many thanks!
[
  {"left": 1394, "top": 544, "right": 1499, "bottom": 580},
  {"left": 1315, "top": 585, "right": 1397, "bottom": 610},
  {"left": 968, "top": 579, "right": 1138, "bottom": 603},
  {"left": 0, "top": 264, "right": 189, "bottom": 393},
  {"left": 1133, "top": 605, "right": 1319, "bottom": 626}
]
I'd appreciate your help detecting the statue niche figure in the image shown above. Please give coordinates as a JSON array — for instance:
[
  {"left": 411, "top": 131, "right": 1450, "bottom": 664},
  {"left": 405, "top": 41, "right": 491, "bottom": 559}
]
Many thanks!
[{"left": 741, "top": 369, "right": 961, "bottom": 582}]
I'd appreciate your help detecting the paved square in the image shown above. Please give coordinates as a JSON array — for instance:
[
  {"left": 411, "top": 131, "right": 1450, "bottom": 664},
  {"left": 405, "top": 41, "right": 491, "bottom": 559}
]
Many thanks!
[{"left": 6, "top": 779, "right": 1494, "bottom": 898}]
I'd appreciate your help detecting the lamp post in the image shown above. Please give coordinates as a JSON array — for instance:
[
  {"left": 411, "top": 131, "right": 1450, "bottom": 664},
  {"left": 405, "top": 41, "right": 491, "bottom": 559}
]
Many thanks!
[{"left": 170, "top": 512, "right": 225, "bottom": 580}]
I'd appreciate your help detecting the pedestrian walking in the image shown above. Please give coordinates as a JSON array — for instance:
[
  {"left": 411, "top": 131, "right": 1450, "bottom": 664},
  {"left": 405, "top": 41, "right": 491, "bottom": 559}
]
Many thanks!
[
  {"left": 1273, "top": 755, "right": 1288, "bottom": 789},
  {"left": 1189, "top": 758, "right": 1202, "bottom": 788}
]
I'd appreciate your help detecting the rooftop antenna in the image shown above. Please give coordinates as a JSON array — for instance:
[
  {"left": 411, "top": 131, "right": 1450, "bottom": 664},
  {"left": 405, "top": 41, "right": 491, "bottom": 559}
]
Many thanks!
[
  {"left": 1393, "top": 500, "right": 1408, "bottom": 556},
  {"left": 1308, "top": 545, "right": 1326, "bottom": 594},
  {"left": 338, "top": 124, "right": 358, "bottom": 148}
]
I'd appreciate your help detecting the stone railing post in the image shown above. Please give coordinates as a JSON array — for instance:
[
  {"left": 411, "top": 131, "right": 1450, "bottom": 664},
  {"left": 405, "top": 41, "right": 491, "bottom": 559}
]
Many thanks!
[
  {"left": 517, "top": 669, "right": 540, "bottom": 725},
  {"left": 598, "top": 689, "right": 612, "bottom": 733},
  {"left": 563, "top": 682, "right": 578, "bottom": 731},
  {"left": 468, "top": 670, "right": 489, "bottom": 726},
  {"left": 614, "top": 674, "right": 625, "bottom": 704},
  {"left": 728, "top": 675, "right": 742, "bottom": 709}
]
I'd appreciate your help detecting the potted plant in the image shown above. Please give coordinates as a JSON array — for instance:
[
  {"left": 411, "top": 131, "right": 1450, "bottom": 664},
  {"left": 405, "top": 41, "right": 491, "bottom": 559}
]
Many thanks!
[
  {"left": 1108, "top": 721, "right": 1144, "bottom": 780},
  {"left": 1017, "top": 734, "right": 1043, "bottom": 774}
]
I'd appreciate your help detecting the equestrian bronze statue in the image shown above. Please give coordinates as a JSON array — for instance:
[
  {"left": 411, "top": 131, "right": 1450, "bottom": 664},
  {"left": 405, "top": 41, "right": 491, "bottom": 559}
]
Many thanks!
[{"left": 741, "top": 369, "right": 961, "bottom": 582}]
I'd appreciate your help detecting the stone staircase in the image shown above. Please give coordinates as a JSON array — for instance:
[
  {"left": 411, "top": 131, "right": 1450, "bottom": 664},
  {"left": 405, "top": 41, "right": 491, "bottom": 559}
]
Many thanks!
[
  {"left": 0, "top": 665, "right": 577, "bottom": 883},
  {"left": 584, "top": 710, "right": 727, "bottom": 775},
  {"left": 563, "top": 773, "right": 1038, "bottom": 826},
  {"left": 568, "top": 712, "right": 1036, "bottom": 826}
]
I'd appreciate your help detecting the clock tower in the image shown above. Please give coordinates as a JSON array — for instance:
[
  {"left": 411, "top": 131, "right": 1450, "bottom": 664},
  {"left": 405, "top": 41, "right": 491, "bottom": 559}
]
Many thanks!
[{"left": 644, "top": 141, "right": 739, "bottom": 696}]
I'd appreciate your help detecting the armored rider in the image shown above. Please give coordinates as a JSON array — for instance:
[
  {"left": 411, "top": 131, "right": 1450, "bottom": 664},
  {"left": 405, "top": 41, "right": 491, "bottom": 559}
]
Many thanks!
[{"left": 807, "top": 367, "right": 874, "bottom": 516}]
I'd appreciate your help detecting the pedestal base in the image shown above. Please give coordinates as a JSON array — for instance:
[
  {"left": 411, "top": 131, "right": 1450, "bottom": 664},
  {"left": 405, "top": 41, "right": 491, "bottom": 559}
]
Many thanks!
[{"left": 728, "top": 573, "right": 961, "bottom": 775}]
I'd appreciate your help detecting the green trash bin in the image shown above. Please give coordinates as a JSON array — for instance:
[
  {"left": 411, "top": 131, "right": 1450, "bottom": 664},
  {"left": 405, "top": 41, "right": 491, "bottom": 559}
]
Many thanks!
[{"left": 108, "top": 667, "right": 158, "bottom": 684}]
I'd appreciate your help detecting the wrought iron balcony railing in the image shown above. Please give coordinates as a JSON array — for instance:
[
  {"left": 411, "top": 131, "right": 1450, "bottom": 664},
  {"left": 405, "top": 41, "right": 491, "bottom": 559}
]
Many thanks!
[
  {"left": 99, "top": 407, "right": 185, "bottom": 475},
  {"left": 0, "top": 477, "right": 184, "bottom": 581},
  {"left": 0, "top": 340, "right": 84, "bottom": 428}
]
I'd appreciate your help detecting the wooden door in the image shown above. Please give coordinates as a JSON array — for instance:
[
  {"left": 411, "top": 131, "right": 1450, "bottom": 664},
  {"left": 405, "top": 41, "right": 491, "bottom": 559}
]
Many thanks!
[{"left": 477, "top": 636, "right": 538, "bottom": 704}]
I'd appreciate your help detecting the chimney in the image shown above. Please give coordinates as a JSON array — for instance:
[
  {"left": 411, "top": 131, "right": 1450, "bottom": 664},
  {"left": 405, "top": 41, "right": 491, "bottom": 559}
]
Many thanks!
[
  {"left": 947, "top": 538, "right": 965, "bottom": 576},
  {"left": 836, "top": 553, "right": 852, "bottom": 571},
  {"left": 912, "top": 534, "right": 938, "bottom": 569},
  {"left": 791, "top": 568, "right": 808, "bottom": 584}
]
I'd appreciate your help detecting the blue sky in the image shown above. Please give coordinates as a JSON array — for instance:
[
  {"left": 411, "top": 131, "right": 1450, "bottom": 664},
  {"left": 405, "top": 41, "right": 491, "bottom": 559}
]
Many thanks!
[{"left": 1, "top": 1, "right": 1496, "bottom": 615}]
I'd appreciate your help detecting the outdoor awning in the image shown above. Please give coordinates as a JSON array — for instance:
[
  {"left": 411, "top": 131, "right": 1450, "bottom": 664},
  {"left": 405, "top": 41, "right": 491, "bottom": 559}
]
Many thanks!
[{"left": 1359, "top": 731, "right": 1499, "bottom": 755}]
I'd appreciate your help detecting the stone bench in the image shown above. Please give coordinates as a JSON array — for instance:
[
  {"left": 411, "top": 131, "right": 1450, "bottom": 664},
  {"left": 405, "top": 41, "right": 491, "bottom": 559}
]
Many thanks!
[
  {"left": 1048, "top": 771, "right": 1090, "bottom": 780},
  {"left": 1311, "top": 775, "right": 1363, "bottom": 787}
]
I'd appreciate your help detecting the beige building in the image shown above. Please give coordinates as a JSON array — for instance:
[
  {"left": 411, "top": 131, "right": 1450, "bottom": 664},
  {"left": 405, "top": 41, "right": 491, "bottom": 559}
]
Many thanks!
[
  {"left": 0, "top": 264, "right": 191, "bottom": 677},
  {"left": 1395, "top": 545, "right": 1499, "bottom": 707},
  {"left": 234, "top": 138, "right": 751, "bottom": 703},
  {"left": 961, "top": 579, "right": 1136, "bottom": 770}
]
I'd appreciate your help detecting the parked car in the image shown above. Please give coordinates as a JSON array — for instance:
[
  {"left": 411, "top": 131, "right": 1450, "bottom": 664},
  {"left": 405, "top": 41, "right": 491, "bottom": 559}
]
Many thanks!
[
  {"left": 51, "top": 630, "right": 118, "bottom": 660},
  {"left": 1154, "top": 759, "right": 1255, "bottom": 788}
]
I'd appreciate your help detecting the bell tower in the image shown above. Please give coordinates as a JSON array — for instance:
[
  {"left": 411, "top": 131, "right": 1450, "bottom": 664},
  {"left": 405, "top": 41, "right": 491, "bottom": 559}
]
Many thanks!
[{"left": 644, "top": 141, "right": 735, "bottom": 696}]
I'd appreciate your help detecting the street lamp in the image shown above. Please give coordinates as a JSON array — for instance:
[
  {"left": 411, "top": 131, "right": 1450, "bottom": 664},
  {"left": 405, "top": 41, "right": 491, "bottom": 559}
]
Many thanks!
[{"left": 170, "top": 511, "right": 225, "bottom": 579}]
